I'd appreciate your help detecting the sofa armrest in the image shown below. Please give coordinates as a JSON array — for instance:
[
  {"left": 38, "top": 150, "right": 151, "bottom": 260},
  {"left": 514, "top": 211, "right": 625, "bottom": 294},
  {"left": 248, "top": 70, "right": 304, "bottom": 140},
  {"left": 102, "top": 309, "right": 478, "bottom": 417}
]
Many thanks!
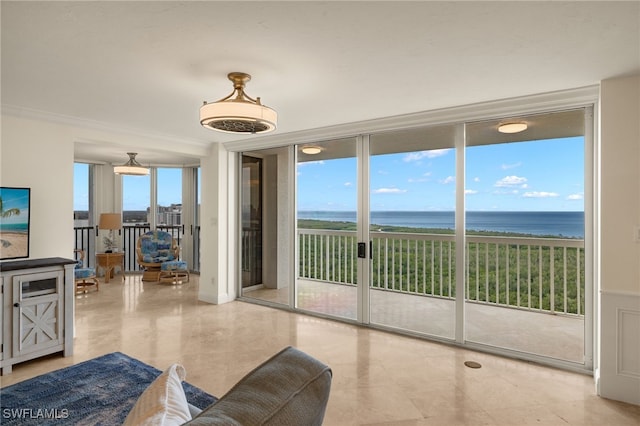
[{"left": 185, "top": 346, "right": 332, "bottom": 426}]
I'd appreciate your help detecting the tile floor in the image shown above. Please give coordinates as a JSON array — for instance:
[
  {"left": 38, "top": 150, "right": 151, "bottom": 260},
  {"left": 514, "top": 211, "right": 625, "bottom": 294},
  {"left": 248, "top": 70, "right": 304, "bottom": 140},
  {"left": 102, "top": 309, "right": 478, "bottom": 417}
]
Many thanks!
[
  {"left": 1, "top": 274, "right": 639, "bottom": 425},
  {"left": 247, "top": 279, "right": 585, "bottom": 362}
]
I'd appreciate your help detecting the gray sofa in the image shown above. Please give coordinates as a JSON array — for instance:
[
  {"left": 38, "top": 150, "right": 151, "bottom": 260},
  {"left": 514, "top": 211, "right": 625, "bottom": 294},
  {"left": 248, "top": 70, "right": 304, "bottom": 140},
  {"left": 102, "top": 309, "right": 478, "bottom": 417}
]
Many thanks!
[{"left": 185, "top": 346, "right": 333, "bottom": 425}]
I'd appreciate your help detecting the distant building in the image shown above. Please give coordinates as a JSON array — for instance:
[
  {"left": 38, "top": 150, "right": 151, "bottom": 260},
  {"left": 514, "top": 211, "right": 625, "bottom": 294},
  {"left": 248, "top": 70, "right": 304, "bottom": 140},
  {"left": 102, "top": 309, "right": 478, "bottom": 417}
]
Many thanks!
[{"left": 157, "top": 203, "right": 182, "bottom": 226}]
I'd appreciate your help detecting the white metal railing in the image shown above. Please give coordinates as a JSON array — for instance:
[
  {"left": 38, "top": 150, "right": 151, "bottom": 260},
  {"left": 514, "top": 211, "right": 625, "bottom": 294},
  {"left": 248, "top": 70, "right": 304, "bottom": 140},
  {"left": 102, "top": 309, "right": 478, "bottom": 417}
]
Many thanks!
[{"left": 298, "top": 229, "right": 585, "bottom": 316}]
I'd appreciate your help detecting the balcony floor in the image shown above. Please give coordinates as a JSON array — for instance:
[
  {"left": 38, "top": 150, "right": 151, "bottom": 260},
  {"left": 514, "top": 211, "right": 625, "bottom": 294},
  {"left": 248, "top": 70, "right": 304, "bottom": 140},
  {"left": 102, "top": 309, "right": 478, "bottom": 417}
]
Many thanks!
[{"left": 244, "top": 279, "right": 585, "bottom": 364}]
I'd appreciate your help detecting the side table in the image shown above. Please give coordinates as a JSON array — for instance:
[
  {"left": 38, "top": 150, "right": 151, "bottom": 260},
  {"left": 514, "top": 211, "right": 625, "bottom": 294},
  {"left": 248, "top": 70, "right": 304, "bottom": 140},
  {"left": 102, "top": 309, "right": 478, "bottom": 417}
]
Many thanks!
[{"left": 96, "top": 252, "right": 125, "bottom": 283}]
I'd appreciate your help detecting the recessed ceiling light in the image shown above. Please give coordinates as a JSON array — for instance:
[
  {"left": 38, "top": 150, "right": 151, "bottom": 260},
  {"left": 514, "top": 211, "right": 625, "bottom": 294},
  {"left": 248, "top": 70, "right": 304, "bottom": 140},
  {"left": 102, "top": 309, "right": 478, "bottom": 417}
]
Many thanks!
[
  {"left": 498, "top": 122, "right": 528, "bottom": 134},
  {"left": 301, "top": 146, "right": 323, "bottom": 155}
]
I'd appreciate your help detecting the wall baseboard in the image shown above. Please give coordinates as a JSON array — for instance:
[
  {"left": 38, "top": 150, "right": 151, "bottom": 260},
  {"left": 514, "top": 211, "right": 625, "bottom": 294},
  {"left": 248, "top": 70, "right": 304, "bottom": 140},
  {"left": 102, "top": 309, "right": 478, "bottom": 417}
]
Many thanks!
[{"left": 600, "top": 290, "right": 640, "bottom": 405}]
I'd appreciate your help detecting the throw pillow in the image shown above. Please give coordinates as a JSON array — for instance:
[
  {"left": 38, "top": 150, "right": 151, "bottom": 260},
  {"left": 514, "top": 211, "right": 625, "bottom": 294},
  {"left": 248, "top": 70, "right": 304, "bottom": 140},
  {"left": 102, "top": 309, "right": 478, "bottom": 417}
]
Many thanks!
[{"left": 123, "top": 363, "right": 192, "bottom": 426}]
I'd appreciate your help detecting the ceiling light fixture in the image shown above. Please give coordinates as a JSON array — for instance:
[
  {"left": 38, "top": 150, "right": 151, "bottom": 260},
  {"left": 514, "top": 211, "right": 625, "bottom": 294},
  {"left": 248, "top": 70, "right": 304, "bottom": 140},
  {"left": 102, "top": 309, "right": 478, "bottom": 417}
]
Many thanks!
[
  {"left": 200, "top": 72, "right": 277, "bottom": 134},
  {"left": 113, "top": 152, "right": 150, "bottom": 176},
  {"left": 301, "top": 146, "right": 323, "bottom": 155},
  {"left": 498, "top": 122, "right": 528, "bottom": 134}
]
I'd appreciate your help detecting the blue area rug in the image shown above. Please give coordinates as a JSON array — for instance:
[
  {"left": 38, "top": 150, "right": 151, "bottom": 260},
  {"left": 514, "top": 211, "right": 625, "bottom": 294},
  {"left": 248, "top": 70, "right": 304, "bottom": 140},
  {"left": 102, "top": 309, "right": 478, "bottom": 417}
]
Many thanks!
[{"left": 0, "top": 352, "right": 217, "bottom": 425}]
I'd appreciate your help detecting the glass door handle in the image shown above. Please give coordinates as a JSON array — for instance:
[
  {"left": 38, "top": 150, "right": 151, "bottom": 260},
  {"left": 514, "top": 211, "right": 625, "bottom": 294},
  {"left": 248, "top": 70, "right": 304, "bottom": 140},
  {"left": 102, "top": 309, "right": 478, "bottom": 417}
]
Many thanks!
[
  {"left": 357, "top": 242, "right": 373, "bottom": 259},
  {"left": 357, "top": 242, "right": 366, "bottom": 259}
]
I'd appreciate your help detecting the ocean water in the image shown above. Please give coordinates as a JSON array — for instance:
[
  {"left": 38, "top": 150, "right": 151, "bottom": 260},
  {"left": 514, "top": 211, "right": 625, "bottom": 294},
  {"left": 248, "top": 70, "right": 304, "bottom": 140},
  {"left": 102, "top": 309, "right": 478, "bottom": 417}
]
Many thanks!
[
  {"left": 298, "top": 211, "right": 585, "bottom": 238},
  {"left": 0, "top": 223, "right": 29, "bottom": 233}
]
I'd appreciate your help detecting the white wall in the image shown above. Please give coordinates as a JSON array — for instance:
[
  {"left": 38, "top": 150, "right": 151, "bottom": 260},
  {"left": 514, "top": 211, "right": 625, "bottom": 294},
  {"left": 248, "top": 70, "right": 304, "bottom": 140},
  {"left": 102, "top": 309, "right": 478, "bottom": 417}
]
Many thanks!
[
  {"left": 1, "top": 115, "right": 75, "bottom": 259},
  {"left": 599, "top": 74, "right": 640, "bottom": 405},
  {"left": 0, "top": 112, "right": 207, "bottom": 261}
]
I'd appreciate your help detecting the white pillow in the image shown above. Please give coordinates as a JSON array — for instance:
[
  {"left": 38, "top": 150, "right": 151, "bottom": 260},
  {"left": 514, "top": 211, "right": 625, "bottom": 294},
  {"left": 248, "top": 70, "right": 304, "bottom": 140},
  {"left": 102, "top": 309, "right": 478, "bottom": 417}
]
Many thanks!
[{"left": 123, "top": 363, "right": 192, "bottom": 426}]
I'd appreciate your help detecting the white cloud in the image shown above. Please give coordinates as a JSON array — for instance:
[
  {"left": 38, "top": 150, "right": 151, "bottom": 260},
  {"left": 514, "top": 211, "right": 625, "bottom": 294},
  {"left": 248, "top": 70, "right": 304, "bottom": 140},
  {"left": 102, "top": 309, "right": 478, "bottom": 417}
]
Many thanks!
[
  {"left": 441, "top": 176, "right": 455, "bottom": 184},
  {"left": 408, "top": 177, "right": 427, "bottom": 183},
  {"left": 473, "top": 177, "right": 480, "bottom": 182},
  {"left": 495, "top": 175, "right": 528, "bottom": 187},
  {"left": 493, "top": 189, "right": 520, "bottom": 195},
  {"left": 567, "top": 193, "right": 583, "bottom": 200},
  {"left": 373, "top": 187, "right": 407, "bottom": 194},
  {"left": 523, "top": 191, "right": 559, "bottom": 198},
  {"left": 298, "top": 160, "right": 324, "bottom": 167},
  {"left": 465, "top": 189, "right": 478, "bottom": 195},
  {"left": 501, "top": 162, "right": 522, "bottom": 170},
  {"left": 403, "top": 149, "right": 450, "bottom": 162},
  {"left": 344, "top": 182, "right": 352, "bottom": 187}
]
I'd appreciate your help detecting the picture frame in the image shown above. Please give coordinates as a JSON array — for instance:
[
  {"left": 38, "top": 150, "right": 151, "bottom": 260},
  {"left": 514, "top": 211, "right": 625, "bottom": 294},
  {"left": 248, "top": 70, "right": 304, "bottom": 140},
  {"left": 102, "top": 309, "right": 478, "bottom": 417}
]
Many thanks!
[{"left": 0, "top": 187, "right": 31, "bottom": 260}]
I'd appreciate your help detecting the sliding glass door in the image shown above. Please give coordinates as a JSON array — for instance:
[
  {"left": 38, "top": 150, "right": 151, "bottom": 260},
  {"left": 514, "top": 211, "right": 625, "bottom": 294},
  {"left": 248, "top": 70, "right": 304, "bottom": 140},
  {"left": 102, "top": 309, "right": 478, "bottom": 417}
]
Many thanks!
[
  {"left": 368, "top": 125, "right": 458, "bottom": 338},
  {"left": 296, "top": 138, "right": 359, "bottom": 321},
  {"left": 464, "top": 109, "right": 588, "bottom": 363},
  {"left": 239, "top": 105, "right": 592, "bottom": 369}
]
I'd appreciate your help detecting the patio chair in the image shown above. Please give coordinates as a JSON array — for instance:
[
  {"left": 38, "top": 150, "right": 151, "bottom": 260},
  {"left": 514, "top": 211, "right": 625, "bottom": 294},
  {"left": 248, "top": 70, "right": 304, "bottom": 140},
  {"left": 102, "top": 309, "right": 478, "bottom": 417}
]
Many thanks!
[{"left": 74, "top": 249, "right": 99, "bottom": 293}]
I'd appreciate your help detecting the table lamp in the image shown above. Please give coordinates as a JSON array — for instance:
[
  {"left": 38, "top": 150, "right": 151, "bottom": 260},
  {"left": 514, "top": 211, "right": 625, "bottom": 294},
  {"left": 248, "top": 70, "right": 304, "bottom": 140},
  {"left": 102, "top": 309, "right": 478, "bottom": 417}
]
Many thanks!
[{"left": 99, "top": 213, "right": 122, "bottom": 253}]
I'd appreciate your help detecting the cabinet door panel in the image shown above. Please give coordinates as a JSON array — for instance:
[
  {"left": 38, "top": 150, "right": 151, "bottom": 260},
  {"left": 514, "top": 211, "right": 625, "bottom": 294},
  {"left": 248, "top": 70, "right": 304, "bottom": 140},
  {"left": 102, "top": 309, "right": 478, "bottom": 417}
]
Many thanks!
[{"left": 12, "top": 271, "right": 64, "bottom": 357}]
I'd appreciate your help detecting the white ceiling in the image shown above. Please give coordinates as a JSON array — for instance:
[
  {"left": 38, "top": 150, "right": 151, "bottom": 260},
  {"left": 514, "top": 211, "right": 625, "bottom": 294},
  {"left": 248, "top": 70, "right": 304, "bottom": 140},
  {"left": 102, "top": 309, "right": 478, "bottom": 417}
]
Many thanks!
[{"left": 2, "top": 1, "right": 639, "bottom": 166}]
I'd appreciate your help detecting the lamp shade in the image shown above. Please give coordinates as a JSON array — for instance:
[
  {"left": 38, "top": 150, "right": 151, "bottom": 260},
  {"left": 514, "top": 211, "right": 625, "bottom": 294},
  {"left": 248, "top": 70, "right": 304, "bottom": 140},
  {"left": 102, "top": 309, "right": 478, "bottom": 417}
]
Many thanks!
[{"left": 99, "top": 213, "right": 122, "bottom": 230}]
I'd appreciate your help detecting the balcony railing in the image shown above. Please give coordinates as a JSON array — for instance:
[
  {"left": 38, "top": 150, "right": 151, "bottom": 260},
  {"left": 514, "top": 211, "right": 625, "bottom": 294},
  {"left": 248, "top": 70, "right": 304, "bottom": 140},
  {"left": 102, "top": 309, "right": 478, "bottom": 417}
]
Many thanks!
[
  {"left": 298, "top": 229, "right": 585, "bottom": 317},
  {"left": 75, "top": 225, "right": 184, "bottom": 272}
]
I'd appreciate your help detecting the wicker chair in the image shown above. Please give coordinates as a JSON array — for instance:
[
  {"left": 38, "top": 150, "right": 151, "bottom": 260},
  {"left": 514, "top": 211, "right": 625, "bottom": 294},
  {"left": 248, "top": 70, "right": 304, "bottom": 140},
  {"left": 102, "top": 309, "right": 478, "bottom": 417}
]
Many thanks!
[
  {"left": 136, "top": 230, "right": 179, "bottom": 281},
  {"left": 74, "top": 249, "right": 99, "bottom": 293}
]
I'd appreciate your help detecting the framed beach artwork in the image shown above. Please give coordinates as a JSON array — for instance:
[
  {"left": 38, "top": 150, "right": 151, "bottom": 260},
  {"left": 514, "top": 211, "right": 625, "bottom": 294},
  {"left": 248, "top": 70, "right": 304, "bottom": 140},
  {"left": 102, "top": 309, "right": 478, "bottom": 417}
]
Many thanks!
[{"left": 0, "top": 187, "right": 31, "bottom": 260}]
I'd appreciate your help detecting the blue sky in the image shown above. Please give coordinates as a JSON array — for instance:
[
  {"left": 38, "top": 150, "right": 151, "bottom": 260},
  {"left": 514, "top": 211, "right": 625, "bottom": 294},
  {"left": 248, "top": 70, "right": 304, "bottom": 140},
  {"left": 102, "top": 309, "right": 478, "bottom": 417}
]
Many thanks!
[
  {"left": 297, "top": 137, "right": 585, "bottom": 212},
  {"left": 0, "top": 187, "right": 30, "bottom": 224},
  {"left": 74, "top": 165, "right": 183, "bottom": 211},
  {"left": 74, "top": 137, "right": 584, "bottom": 212}
]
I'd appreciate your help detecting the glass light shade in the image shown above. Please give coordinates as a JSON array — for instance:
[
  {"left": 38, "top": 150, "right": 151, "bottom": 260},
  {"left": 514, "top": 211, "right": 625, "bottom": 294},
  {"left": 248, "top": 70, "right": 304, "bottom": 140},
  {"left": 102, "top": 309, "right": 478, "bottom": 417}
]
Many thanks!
[
  {"left": 200, "top": 100, "right": 277, "bottom": 133},
  {"left": 498, "top": 122, "right": 528, "bottom": 134},
  {"left": 301, "top": 146, "right": 323, "bottom": 155},
  {"left": 114, "top": 165, "right": 150, "bottom": 175},
  {"left": 114, "top": 152, "right": 150, "bottom": 175}
]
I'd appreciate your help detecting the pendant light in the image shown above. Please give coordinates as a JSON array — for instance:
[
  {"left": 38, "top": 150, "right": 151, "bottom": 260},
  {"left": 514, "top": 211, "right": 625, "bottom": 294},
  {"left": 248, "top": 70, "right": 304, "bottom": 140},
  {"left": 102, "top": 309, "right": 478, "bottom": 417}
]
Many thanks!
[
  {"left": 200, "top": 72, "right": 277, "bottom": 134},
  {"left": 114, "top": 153, "right": 149, "bottom": 176}
]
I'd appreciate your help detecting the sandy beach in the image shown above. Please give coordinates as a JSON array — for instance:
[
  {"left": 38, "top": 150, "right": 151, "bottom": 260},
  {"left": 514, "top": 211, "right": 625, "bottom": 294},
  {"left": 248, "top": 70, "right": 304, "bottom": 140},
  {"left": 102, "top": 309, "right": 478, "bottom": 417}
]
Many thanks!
[{"left": 0, "top": 232, "right": 28, "bottom": 259}]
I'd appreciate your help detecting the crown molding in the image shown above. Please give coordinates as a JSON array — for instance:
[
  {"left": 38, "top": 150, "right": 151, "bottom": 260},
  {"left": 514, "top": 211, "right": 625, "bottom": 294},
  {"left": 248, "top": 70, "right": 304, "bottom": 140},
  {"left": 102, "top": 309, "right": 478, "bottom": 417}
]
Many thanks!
[
  {"left": 224, "top": 85, "right": 599, "bottom": 152},
  {"left": 1, "top": 104, "right": 209, "bottom": 150}
]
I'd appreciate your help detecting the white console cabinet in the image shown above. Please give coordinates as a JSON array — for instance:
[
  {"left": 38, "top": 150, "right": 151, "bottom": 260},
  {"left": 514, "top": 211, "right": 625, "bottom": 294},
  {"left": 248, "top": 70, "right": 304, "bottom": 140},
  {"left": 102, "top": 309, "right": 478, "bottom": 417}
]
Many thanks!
[{"left": 0, "top": 257, "right": 76, "bottom": 375}]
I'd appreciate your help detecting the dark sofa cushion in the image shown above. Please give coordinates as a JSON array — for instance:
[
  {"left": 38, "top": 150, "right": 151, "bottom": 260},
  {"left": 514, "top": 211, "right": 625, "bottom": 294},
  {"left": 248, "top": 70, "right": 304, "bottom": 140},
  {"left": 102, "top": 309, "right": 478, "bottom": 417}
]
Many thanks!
[{"left": 185, "top": 346, "right": 332, "bottom": 426}]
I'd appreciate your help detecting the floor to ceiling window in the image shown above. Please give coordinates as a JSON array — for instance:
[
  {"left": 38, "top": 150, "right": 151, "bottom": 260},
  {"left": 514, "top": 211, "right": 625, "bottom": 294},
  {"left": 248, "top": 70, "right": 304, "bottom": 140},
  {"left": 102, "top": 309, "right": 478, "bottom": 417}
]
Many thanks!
[
  {"left": 157, "top": 168, "right": 182, "bottom": 226},
  {"left": 296, "top": 138, "right": 359, "bottom": 321},
  {"left": 122, "top": 174, "right": 151, "bottom": 226},
  {"left": 236, "top": 101, "right": 593, "bottom": 370},
  {"left": 464, "top": 109, "right": 588, "bottom": 364},
  {"left": 73, "top": 162, "right": 95, "bottom": 264},
  {"left": 369, "top": 125, "right": 458, "bottom": 338}
]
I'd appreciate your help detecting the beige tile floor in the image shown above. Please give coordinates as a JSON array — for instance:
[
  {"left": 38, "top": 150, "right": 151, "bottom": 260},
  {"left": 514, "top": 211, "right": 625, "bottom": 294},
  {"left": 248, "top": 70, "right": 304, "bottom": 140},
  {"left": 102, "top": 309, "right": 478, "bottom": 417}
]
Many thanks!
[
  {"left": 2, "top": 274, "right": 639, "bottom": 425},
  {"left": 248, "top": 279, "right": 585, "bottom": 362}
]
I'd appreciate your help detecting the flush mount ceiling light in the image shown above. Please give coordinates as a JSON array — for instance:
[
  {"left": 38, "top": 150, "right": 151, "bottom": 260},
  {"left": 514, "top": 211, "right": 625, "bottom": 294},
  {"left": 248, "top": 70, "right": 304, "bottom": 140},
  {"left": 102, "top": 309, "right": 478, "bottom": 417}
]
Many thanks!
[
  {"left": 200, "top": 72, "right": 277, "bottom": 134},
  {"left": 301, "top": 145, "right": 323, "bottom": 155},
  {"left": 113, "top": 152, "right": 149, "bottom": 176},
  {"left": 498, "top": 122, "right": 528, "bottom": 134}
]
